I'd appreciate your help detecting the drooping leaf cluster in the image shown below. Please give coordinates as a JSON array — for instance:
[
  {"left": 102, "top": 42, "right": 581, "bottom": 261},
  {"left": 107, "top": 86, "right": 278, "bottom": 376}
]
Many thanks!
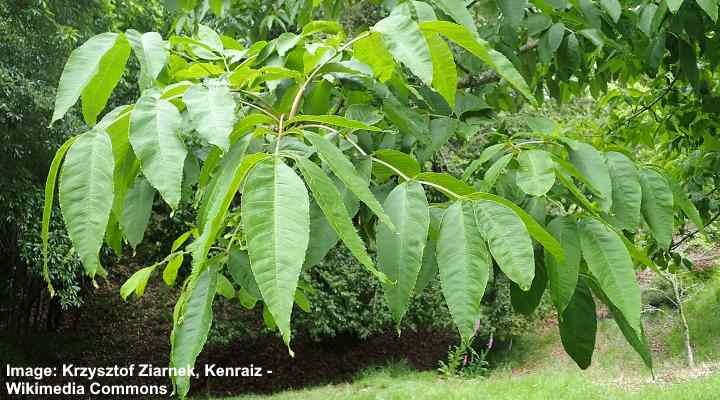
[{"left": 42, "top": 0, "right": 719, "bottom": 397}]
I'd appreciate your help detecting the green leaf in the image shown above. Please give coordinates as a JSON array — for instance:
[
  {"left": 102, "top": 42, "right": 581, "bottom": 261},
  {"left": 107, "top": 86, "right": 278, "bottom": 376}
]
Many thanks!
[
  {"left": 420, "top": 21, "right": 534, "bottom": 102},
  {"left": 42, "top": 136, "right": 78, "bottom": 294},
  {"left": 666, "top": 0, "right": 684, "bottom": 13},
  {"left": 228, "top": 248, "right": 262, "bottom": 299},
  {"left": 498, "top": 0, "right": 526, "bottom": 28},
  {"left": 302, "top": 20, "right": 344, "bottom": 37},
  {"left": 129, "top": 96, "right": 187, "bottom": 209},
  {"left": 296, "top": 157, "right": 390, "bottom": 283},
  {"left": 424, "top": 32, "right": 457, "bottom": 108},
  {"left": 465, "top": 192, "right": 564, "bottom": 262},
  {"left": 588, "top": 277, "right": 653, "bottom": 371},
  {"left": 194, "top": 142, "right": 267, "bottom": 279},
  {"left": 373, "top": 14, "right": 434, "bottom": 86},
  {"left": 510, "top": 260, "right": 547, "bottom": 315},
  {"left": 579, "top": 217, "right": 641, "bottom": 334},
  {"left": 294, "top": 290, "right": 311, "bottom": 313},
  {"left": 481, "top": 153, "right": 513, "bottom": 191},
  {"left": 291, "top": 114, "right": 382, "bottom": 131},
  {"left": 416, "top": 207, "right": 444, "bottom": 294},
  {"left": 538, "top": 23, "right": 565, "bottom": 63},
  {"left": 669, "top": 177, "right": 704, "bottom": 235},
  {"left": 473, "top": 200, "right": 535, "bottom": 289},
  {"left": 163, "top": 255, "right": 184, "bottom": 287},
  {"left": 373, "top": 149, "right": 421, "bottom": 182},
  {"left": 352, "top": 32, "right": 395, "bottom": 82},
  {"left": 126, "top": 30, "right": 168, "bottom": 86},
  {"left": 415, "top": 172, "right": 475, "bottom": 197},
  {"left": 527, "top": 14, "right": 552, "bottom": 37},
  {"left": 51, "top": 33, "right": 124, "bottom": 125},
  {"left": 431, "top": 0, "right": 479, "bottom": 36},
  {"left": 605, "top": 151, "right": 642, "bottom": 232},
  {"left": 183, "top": 80, "right": 237, "bottom": 151},
  {"left": 59, "top": 130, "right": 115, "bottom": 277},
  {"left": 242, "top": 158, "right": 310, "bottom": 347},
  {"left": 170, "top": 265, "right": 218, "bottom": 399},
  {"left": 437, "top": 202, "right": 490, "bottom": 342},
  {"left": 377, "top": 181, "right": 430, "bottom": 326},
  {"left": 120, "top": 265, "right": 156, "bottom": 300},
  {"left": 304, "top": 131, "right": 395, "bottom": 231},
  {"left": 639, "top": 4, "right": 658, "bottom": 36},
  {"left": 599, "top": 0, "right": 622, "bottom": 22},
  {"left": 565, "top": 139, "right": 612, "bottom": 212},
  {"left": 559, "top": 276, "right": 597, "bottom": 369},
  {"left": 516, "top": 149, "right": 556, "bottom": 196},
  {"left": 696, "top": 0, "right": 718, "bottom": 22},
  {"left": 545, "top": 216, "right": 581, "bottom": 313},
  {"left": 120, "top": 175, "right": 155, "bottom": 249},
  {"left": 81, "top": 34, "right": 131, "bottom": 127},
  {"left": 462, "top": 143, "right": 506, "bottom": 181},
  {"left": 217, "top": 273, "right": 236, "bottom": 299},
  {"left": 418, "top": 117, "right": 458, "bottom": 163},
  {"left": 638, "top": 168, "right": 674, "bottom": 250}
]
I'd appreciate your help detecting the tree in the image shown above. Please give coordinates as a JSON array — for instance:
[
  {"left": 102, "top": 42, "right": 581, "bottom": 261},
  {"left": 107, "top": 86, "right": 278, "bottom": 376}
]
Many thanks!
[{"left": 42, "top": 0, "right": 716, "bottom": 397}]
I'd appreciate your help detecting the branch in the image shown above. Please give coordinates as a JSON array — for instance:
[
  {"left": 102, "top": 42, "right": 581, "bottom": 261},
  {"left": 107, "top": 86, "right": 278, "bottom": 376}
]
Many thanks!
[{"left": 607, "top": 75, "right": 678, "bottom": 137}]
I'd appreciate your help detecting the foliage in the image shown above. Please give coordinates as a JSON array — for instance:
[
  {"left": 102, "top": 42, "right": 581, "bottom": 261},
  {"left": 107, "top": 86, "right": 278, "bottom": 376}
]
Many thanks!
[{"left": 40, "top": 0, "right": 720, "bottom": 397}]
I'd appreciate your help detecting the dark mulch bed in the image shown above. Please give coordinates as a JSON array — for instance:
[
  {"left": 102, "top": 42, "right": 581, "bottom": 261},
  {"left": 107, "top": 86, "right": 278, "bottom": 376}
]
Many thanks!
[{"left": 2, "top": 267, "right": 455, "bottom": 400}]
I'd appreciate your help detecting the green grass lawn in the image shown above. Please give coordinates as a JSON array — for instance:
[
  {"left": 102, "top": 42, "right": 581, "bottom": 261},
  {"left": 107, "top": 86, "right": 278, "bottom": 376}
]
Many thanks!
[{"left": 205, "top": 269, "right": 720, "bottom": 400}]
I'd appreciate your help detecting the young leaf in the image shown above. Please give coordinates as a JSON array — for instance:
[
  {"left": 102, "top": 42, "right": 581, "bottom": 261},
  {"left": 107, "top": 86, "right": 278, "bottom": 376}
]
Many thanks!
[
  {"left": 376, "top": 181, "right": 430, "bottom": 327},
  {"left": 129, "top": 96, "right": 187, "bottom": 209},
  {"left": 51, "top": 32, "right": 124, "bottom": 125},
  {"left": 183, "top": 80, "right": 237, "bottom": 152},
  {"left": 473, "top": 200, "right": 535, "bottom": 290},
  {"left": 565, "top": 139, "right": 613, "bottom": 212},
  {"left": 163, "top": 255, "right": 184, "bottom": 287},
  {"left": 171, "top": 265, "right": 218, "bottom": 399},
  {"left": 120, "top": 265, "right": 156, "bottom": 301},
  {"left": 120, "top": 175, "right": 155, "bottom": 249},
  {"left": 559, "top": 276, "right": 597, "bottom": 369},
  {"left": 423, "top": 32, "right": 457, "bottom": 108},
  {"left": 373, "top": 14, "right": 434, "bottom": 86},
  {"left": 81, "top": 34, "right": 131, "bottom": 126},
  {"left": 352, "top": 32, "right": 395, "bottom": 82},
  {"left": 59, "top": 129, "right": 115, "bottom": 277},
  {"left": 42, "top": 136, "right": 78, "bottom": 294},
  {"left": 606, "top": 151, "right": 642, "bottom": 232},
  {"left": 242, "top": 158, "right": 310, "bottom": 347},
  {"left": 437, "top": 202, "right": 490, "bottom": 342},
  {"left": 638, "top": 168, "right": 674, "bottom": 249},
  {"left": 304, "top": 131, "right": 395, "bottom": 231},
  {"left": 516, "top": 149, "right": 556, "bottom": 196},
  {"left": 296, "top": 157, "right": 390, "bottom": 283},
  {"left": 419, "top": 21, "right": 534, "bottom": 102},
  {"left": 579, "top": 217, "right": 641, "bottom": 334},
  {"left": 545, "top": 216, "right": 581, "bottom": 313}
]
